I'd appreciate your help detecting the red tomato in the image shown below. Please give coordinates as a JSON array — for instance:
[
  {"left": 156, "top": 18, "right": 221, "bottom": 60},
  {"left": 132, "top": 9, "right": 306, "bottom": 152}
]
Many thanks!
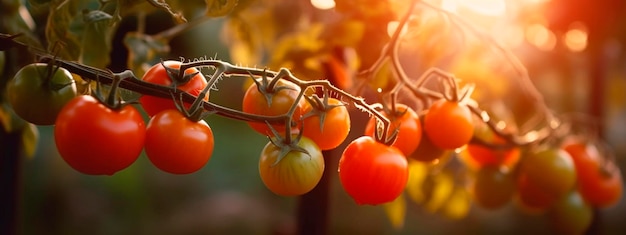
[
  {"left": 301, "top": 97, "right": 350, "bottom": 150},
  {"left": 54, "top": 95, "right": 145, "bottom": 175},
  {"left": 424, "top": 99, "right": 474, "bottom": 149},
  {"left": 562, "top": 139, "right": 623, "bottom": 208},
  {"left": 515, "top": 173, "right": 559, "bottom": 212},
  {"left": 339, "top": 136, "right": 409, "bottom": 205},
  {"left": 364, "top": 104, "right": 421, "bottom": 157},
  {"left": 242, "top": 79, "right": 303, "bottom": 136},
  {"left": 462, "top": 136, "right": 520, "bottom": 169},
  {"left": 144, "top": 109, "right": 214, "bottom": 174},
  {"left": 139, "top": 61, "right": 208, "bottom": 116}
]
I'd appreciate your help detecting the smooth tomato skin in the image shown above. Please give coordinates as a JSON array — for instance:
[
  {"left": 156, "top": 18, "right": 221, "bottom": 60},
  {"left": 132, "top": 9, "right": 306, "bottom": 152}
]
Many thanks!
[
  {"left": 517, "top": 148, "right": 577, "bottom": 201},
  {"left": 8, "top": 63, "right": 78, "bottom": 125},
  {"left": 470, "top": 166, "right": 515, "bottom": 210},
  {"left": 339, "top": 136, "right": 409, "bottom": 205},
  {"left": 364, "top": 104, "right": 421, "bottom": 156},
  {"left": 424, "top": 99, "right": 474, "bottom": 149},
  {"left": 462, "top": 136, "right": 520, "bottom": 169},
  {"left": 548, "top": 191, "right": 593, "bottom": 235},
  {"left": 301, "top": 98, "right": 350, "bottom": 150},
  {"left": 54, "top": 95, "right": 145, "bottom": 175},
  {"left": 259, "top": 136, "right": 324, "bottom": 196},
  {"left": 563, "top": 140, "right": 623, "bottom": 208},
  {"left": 145, "top": 110, "right": 214, "bottom": 174},
  {"left": 242, "top": 80, "right": 303, "bottom": 136},
  {"left": 139, "top": 61, "right": 208, "bottom": 116}
]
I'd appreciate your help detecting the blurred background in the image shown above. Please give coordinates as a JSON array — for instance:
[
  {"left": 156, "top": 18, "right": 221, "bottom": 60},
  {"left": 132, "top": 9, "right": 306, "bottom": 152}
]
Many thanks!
[{"left": 6, "top": 0, "right": 626, "bottom": 234}]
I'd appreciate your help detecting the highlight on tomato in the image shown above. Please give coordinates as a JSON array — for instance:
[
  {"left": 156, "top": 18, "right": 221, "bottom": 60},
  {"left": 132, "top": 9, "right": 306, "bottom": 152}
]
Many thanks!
[
  {"left": 8, "top": 63, "right": 78, "bottom": 125},
  {"left": 258, "top": 136, "right": 324, "bottom": 196},
  {"left": 339, "top": 136, "right": 409, "bottom": 205},
  {"left": 144, "top": 109, "right": 215, "bottom": 174},
  {"left": 364, "top": 103, "right": 421, "bottom": 157},
  {"left": 54, "top": 95, "right": 145, "bottom": 175},
  {"left": 301, "top": 96, "right": 351, "bottom": 150},
  {"left": 423, "top": 99, "right": 474, "bottom": 150},
  {"left": 139, "top": 60, "right": 208, "bottom": 116},
  {"left": 242, "top": 78, "right": 304, "bottom": 136},
  {"left": 562, "top": 138, "right": 623, "bottom": 208}
]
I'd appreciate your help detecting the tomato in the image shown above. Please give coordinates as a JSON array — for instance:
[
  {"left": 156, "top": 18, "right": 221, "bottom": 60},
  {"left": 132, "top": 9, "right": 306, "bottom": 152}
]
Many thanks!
[
  {"left": 258, "top": 136, "right": 324, "bottom": 196},
  {"left": 515, "top": 173, "right": 558, "bottom": 212},
  {"left": 242, "top": 79, "right": 304, "bottom": 136},
  {"left": 470, "top": 166, "right": 515, "bottom": 210},
  {"left": 562, "top": 139, "right": 623, "bottom": 208},
  {"left": 339, "top": 136, "right": 409, "bottom": 205},
  {"left": 364, "top": 104, "right": 421, "bottom": 156},
  {"left": 519, "top": 148, "right": 576, "bottom": 198},
  {"left": 139, "top": 61, "right": 208, "bottom": 116},
  {"left": 423, "top": 99, "right": 474, "bottom": 149},
  {"left": 461, "top": 136, "right": 520, "bottom": 169},
  {"left": 145, "top": 109, "right": 214, "bottom": 174},
  {"left": 8, "top": 63, "right": 77, "bottom": 125},
  {"left": 548, "top": 191, "right": 593, "bottom": 235},
  {"left": 54, "top": 95, "right": 145, "bottom": 175},
  {"left": 301, "top": 97, "right": 350, "bottom": 150}
]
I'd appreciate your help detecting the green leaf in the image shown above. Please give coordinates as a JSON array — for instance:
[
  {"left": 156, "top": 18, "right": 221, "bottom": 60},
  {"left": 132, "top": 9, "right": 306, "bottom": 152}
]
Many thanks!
[
  {"left": 46, "top": 0, "right": 81, "bottom": 60},
  {"left": 79, "top": 9, "right": 114, "bottom": 68},
  {"left": 123, "top": 32, "right": 170, "bottom": 77},
  {"left": 205, "top": 0, "right": 238, "bottom": 17},
  {"left": 83, "top": 9, "right": 113, "bottom": 23},
  {"left": 20, "top": 123, "right": 39, "bottom": 159}
]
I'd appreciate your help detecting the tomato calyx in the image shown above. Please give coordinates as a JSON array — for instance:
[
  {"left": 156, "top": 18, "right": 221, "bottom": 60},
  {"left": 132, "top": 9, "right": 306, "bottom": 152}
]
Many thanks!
[
  {"left": 250, "top": 69, "right": 299, "bottom": 107},
  {"left": 301, "top": 91, "right": 345, "bottom": 132},
  {"left": 160, "top": 60, "right": 201, "bottom": 86},
  {"left": 266, "top": 123, "right": 310, "bottom": 166}
]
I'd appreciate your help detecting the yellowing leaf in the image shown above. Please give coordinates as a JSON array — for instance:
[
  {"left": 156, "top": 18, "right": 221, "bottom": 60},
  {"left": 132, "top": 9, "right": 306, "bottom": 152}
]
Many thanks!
[
  {"left": 20, "top": 123, "right": 39, "bottom": 159},
  {"left": 443, "top": 187, "right": 471, "bottom": 220},
  {"left": 425, "top": 170, "right": 454, "bottom": 213},
  {"left": 383, "top": 192, "right": 406, "bottom": 230},
  {"left": 405, "top": 160, "right": 429, "bottom": 204},
  {"left": 205, "top": 0, "right": 238, "bottom": 17}
]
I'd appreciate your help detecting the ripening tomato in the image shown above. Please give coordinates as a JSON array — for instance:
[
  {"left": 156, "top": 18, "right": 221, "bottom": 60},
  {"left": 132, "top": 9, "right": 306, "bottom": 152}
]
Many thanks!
[
  {"left": 562, "top": 139, "right": 623, "bottom": 208},
  {"left": 470, "top": 166, "right": 515, "bottom": 210},
  {"left": 242, "top": 79, "right": 304, "bottom": 136},
  {"left": 54, "top": 95, "right": 145, "bottom": 175},
  {"left": 259, "top": 136, "right": 324, "bottom": 196},
  {"left": 339, "top": 136, "right": 409, "bottom": 205},
  {"left": 548, "top": 190, "right": 593, "bottom": 235},
  {"left": 301, "top": 97, "right": 350, "bottom": 150},
  {"left": 424, "top": 99, "right": 474, "bottom": 149},
  {"left": 515, "top": 173, "right": 559, "bottom": 212},
  {"left": 139, "top": 61, "right": 208, "bottom": 116},
  {"left": 517, "top": 148, "right": 577, "bottom": 200},
  {"left": 8, "top": 63, "right": 78, "bottom": 125},
  {"left": 145, "top": 109, "right": 214, "bottom": 174},
  {"left": 462, "top": 136, "right": 520, "bottom": 169},
  {"left": 364, "top": 104, "right": 421, "bottom": 156}
]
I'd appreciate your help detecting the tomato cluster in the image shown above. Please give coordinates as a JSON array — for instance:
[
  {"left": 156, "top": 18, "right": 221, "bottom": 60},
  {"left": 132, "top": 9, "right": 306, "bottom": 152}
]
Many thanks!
[{"left": 7, "top": 59, "right": 624, "bottom": 234}]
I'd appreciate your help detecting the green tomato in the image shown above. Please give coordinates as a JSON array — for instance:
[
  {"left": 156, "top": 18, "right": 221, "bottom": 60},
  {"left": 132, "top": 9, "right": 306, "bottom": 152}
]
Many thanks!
[
  {"left": 548, "top": 191, "right": 593, "bottom": 235},
  {"left": 7, "top": 63, "right": 78, "bottom": 125},
  {"left": 259, "top": 136, "right": 324, "bottom": 196}
]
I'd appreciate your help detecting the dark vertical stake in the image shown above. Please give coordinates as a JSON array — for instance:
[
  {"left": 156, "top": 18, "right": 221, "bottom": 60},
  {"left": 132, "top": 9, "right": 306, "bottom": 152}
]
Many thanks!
[
  {"left": 0, "top": 130, "right": 22, "bottom": 235},
  {"left": 296, "top": 150, "right": 332, "bottom": 235}
]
